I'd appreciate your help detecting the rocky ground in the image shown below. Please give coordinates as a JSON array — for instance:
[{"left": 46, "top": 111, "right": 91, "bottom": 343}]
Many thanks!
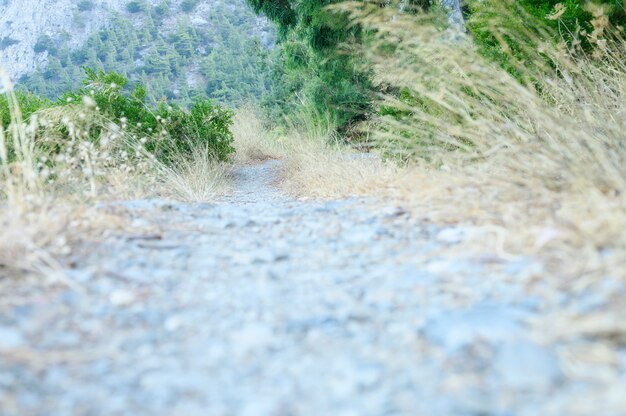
[{"left": 1, "top": 160, "right": 625, "bottom": 415}]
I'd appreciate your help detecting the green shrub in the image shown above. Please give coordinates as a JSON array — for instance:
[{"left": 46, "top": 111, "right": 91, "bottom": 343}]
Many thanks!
[
  {"left": 154, "top": 100, "right": 235, "bottom": 164},
  {"left": 126, "top": 1, "right": 146, "bottom": 13},
  {"left": 0, "top": 92, "right": 51, "bottom": 163},
  {"left": 59, "top": 69, "right": 234, "bottom": 164},
  {"left": 33, "top": 35, "right": 56, "bottom": 54},
  {"left": 246, "top": 0, "right": 374, "bottom": 136},
  {"left": 78, "top": 0, "right": 95, "bottom": 11},
  {"left": 181, "top": 0, "right": 199, "bottom": 12},
  {"left": 0, "top": 92, "right": 50, "bottom": 129}
]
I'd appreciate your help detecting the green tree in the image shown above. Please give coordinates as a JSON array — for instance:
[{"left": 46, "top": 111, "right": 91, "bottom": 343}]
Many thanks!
[
  {"left": 43, "top": 57, "right": 63, "bottom": 80},
  {"left": 155, "top": 0, "right": 171, "bottom": 16},
  {"left": 174, "top": 27, "right": 195, "bottom": 58},
  {"left": 22, "top": 0, "right": 275, "bottom": 108},
  {"left": 245, "top": 0, "right": 376, "bottom": 132},
  {"left": 33, "top": 35, "right": 56, "bottom": 54},
  {"left": 126, "top": 1, "right": 146, "bottom": 13},
  {"left": 78, "top": 0, "right": 95, "bottom": 11}
]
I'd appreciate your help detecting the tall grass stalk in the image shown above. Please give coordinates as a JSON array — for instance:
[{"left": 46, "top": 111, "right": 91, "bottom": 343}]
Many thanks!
[{"left": 0, "top": 68, "right": 39, "bottom": 206}]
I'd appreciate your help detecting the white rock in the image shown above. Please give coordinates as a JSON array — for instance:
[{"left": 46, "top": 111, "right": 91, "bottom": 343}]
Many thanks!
[
  {"left": 435, "top": 227, "right": 470, "bottom": 244},
  {"left": 109, "top": 289, "right": 136, "bottom": 306}
]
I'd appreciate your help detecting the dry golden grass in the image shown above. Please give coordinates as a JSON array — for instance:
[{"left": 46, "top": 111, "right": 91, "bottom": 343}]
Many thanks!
[
  {"left": 152, "top": 144, "right": 232, "bottom": 203},
  {"left": 234, "top": 106, "right": 401, "bottom": 199},
  {"left": 232, "top": 105, "right": 286, "bottom": 163},
  {"left": 0, "top": 86, "right": 39, "bottom": 204},
  {"left": 279, "top": 133, "right": 399, "bottom": 199},
  {"left": 0, "top": 202, "right": 130, "bottom": 284}
]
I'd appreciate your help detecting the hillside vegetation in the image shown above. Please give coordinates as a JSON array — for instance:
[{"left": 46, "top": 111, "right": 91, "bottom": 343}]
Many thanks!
[{"left": 247, "top": 0, "right": 625, "bottom": 133}]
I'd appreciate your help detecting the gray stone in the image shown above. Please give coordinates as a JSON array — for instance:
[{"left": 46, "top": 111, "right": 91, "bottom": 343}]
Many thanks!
[
  {"left": 436, "top": 227, "right": 470, "bottom": 244},
  {"left": 493, "top": 341, "right": 562, "bottom": 390},
  {"left": 423, "top": 305, "right": 527, "bottom": 351}
]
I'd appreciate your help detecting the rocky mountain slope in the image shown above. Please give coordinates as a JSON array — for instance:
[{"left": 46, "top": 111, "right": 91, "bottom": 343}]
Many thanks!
[{"left": 0, "top": 0, "right": 275, "bottom": 103}]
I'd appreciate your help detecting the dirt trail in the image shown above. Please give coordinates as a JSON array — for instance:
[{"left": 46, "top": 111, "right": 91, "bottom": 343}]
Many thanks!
[{"left": 0, "top": 161, "right": 624, "bottom": 415}]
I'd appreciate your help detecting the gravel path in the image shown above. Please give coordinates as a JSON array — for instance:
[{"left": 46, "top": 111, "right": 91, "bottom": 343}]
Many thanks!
[{"left": 1, "top": 160, "right": 625, "bottom": 415}]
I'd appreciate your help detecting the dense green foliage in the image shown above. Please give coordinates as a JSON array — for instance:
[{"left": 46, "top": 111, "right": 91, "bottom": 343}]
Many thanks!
[
  {"left": 0, "top": 93, "right": 50, "bottom": 128},
  {"left": 21, "top": 0, "right": 275, "bottom": 106},
  {"left": 247, "top": 0, "right": 624, "bottom": 134},
  {"left": 247, "top": 0, "right": 377, "bottom": 133},
  {"left": 468, "top": 0, "right": 626, "bottom": 76},
  {"left": 64, "top": 69, "right": 234, "bottom": 163},
  {"left": 3, "top": 70, "right": 234, "bottom": 164},
  {"left": 517, "top": 0, "right": 624, "bottom": 31}
]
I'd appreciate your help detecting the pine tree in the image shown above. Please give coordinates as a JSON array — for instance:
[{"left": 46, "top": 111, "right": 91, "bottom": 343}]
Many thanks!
[
  {"left": 43, "top": 57, "right": 63, "bottom": 80},
  {"left": 244, "top": 0, "right": 374, "bottom": 130},
  {"left": 174, "top": 27, "right": 195, "bottom": 58}
]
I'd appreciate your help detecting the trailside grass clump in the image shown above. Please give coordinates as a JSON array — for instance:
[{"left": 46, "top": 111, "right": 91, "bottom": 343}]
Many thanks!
[
  {"left": 232, "top": 104, "right": 287, "bottom": 163},
  {"left": 335, "top": 0, "right": 625, "bottom": 274},
  {"left": 152, "top": 143, "right": 232, "bottom": 203},
  {"left": 275, "top": 106, "right": 399, "bottom": 199}
]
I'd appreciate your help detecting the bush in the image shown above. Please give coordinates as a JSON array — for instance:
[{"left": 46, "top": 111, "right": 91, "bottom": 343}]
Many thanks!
[
  {"left": 181, "top": 0, "right": 199, "bottom": 12},
  {"left": 155, "top": 99, "right": 235, "bottom": 164},
  {"left": 2, "top": 69, "right": 235, "bottom": 207},
  {"left": 0, "top": 91, "right": 50, "bottom": 165},
  {"left": 126, "top": 1, "right": 146, "bottom": 13},
  {"left": 0, "top": 92, "right": 50, "bottom": 130},
  {"left": 59, "top": 69, "right": 234, "bottom": 164},
  {"left": 33, "top": 35, "right": 56, "bottom": 55},
  {"left": 77, "top": 0, "right": 95, "bottom": 11}
]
